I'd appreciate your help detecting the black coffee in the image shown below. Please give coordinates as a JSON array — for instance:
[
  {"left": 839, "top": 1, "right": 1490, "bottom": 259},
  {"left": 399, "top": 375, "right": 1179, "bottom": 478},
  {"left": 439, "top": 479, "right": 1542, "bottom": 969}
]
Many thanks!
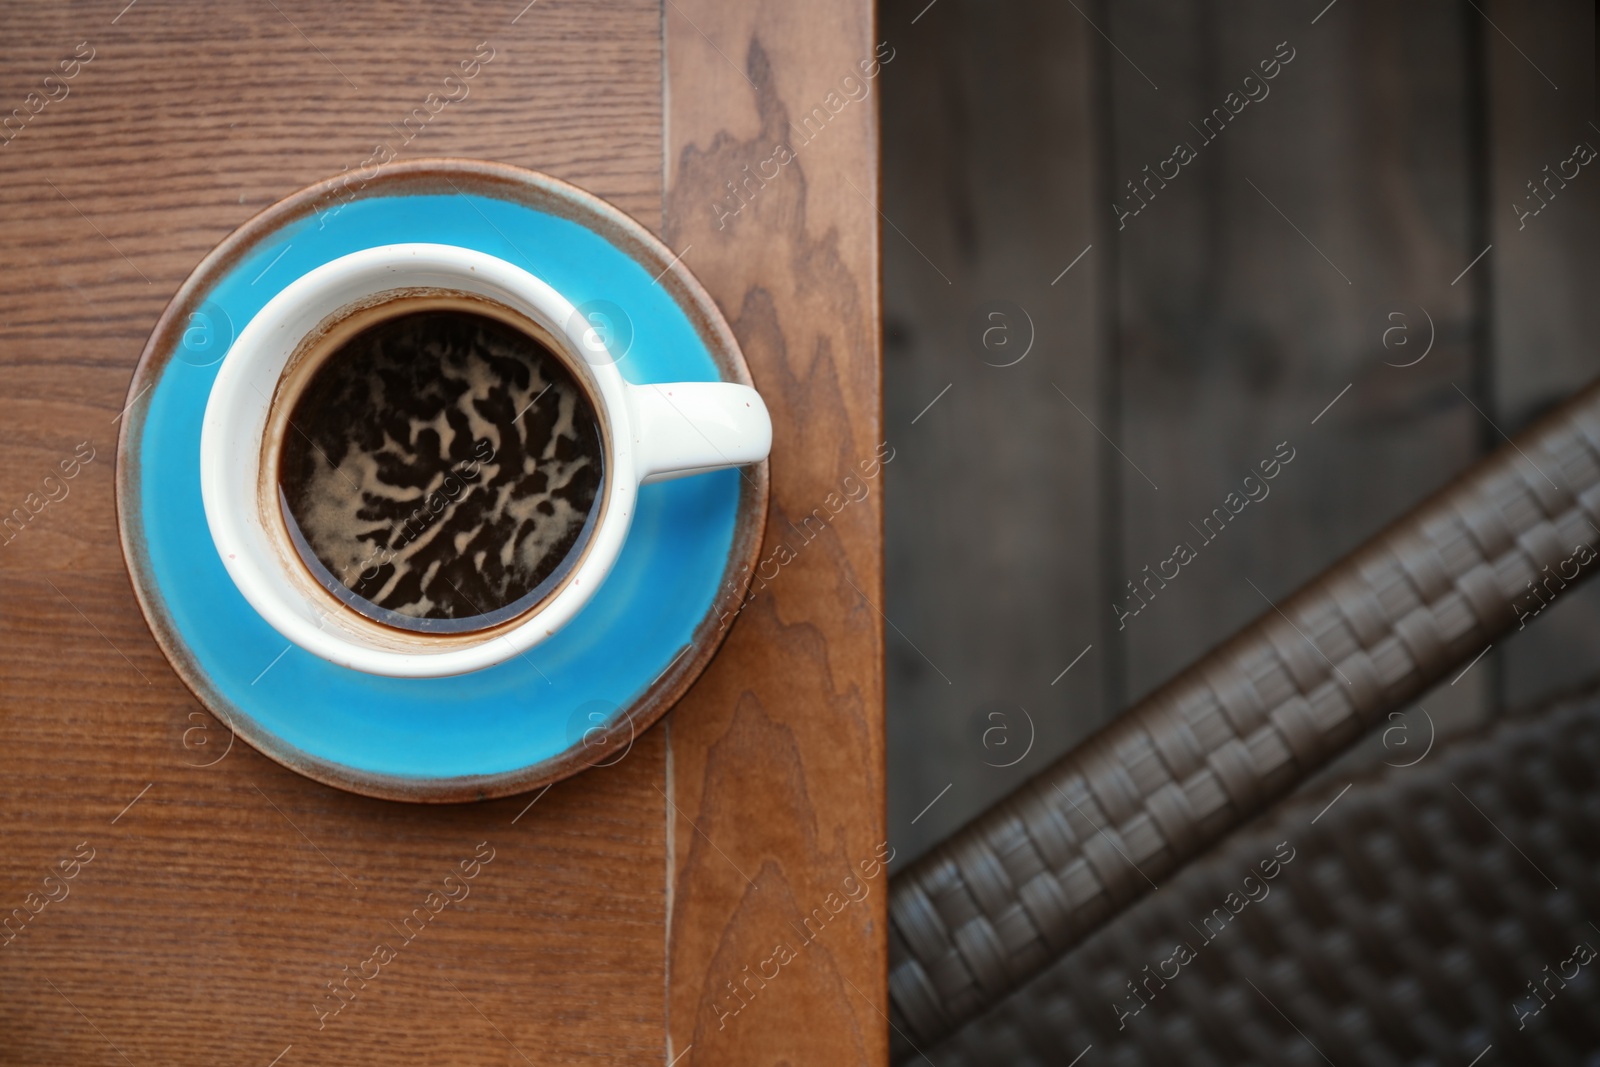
[{"left": 276, "top": 305, "right": 604, "bottom": 632}]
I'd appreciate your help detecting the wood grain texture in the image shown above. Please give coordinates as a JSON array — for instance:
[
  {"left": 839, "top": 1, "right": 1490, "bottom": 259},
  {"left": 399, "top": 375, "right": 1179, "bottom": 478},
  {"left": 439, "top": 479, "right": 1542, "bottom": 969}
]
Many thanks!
[
  {"left": 877, "top": 0, "right": 1105, "bottom": 861},
  {"left": 0, "top": 570, "right": 670, "bottom": 1066},
  {"left": 661, "top": 2, "right": 887, "bottom": 1064},
  {"left": 0, "top": 0, "right": 883, "bottom": 1064},
  {"left": 0, "top": 0, "right": 673, "bottom": 1056}
]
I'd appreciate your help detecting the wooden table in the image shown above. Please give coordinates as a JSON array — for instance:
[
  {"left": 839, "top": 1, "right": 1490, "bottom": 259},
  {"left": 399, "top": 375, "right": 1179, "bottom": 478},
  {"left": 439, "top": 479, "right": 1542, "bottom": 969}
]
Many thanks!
[{"left": 0, "top": 3, "right": 885, "bottom": 1064}]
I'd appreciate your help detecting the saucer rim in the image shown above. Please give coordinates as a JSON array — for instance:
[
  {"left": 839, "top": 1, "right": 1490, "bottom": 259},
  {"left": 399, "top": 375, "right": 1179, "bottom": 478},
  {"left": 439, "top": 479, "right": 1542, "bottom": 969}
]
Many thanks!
[{"left": 113, "top": 158, "right": 769, "bottom": 803}]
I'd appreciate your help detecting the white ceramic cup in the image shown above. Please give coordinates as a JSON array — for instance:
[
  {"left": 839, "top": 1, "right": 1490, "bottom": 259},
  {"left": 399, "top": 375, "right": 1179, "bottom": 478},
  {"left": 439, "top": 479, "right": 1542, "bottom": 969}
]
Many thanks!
[{"left": 200, "top": 243, "right": 771, "bottom": 679}]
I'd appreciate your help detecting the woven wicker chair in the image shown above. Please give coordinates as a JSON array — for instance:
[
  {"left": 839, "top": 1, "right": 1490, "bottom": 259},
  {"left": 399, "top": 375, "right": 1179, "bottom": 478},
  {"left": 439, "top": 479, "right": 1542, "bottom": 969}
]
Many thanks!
[
  {"left": 888, "top": 380, "right": 1600, "bottom": 1063},
  {"left": 927, "top": 682, "right": 1600, "bottom": 1065}
]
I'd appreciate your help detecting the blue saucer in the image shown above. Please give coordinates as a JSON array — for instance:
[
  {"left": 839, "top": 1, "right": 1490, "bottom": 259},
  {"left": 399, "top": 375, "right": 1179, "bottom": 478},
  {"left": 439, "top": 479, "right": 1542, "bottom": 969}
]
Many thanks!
[{"left": 115, "top": 161, "right": 767, "bottom": 801}]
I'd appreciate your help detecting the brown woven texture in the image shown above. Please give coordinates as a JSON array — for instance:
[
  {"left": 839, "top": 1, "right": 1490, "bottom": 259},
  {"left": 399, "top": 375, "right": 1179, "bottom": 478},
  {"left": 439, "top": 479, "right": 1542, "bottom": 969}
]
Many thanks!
[
  {"left": 926, "top": 684, "right": 1600, "bottom": 1066},
  {"left": 889, "top": 379, "right": 1600, "bottom": 1054}
]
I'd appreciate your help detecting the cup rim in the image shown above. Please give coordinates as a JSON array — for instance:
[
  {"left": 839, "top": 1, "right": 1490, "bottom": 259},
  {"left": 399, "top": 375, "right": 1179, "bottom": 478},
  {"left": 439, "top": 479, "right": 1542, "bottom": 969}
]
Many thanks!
[
  {"left": 257, "top": 290, "right": 613, "bottom": 641},
  {"left": 200, "top": 242, "right": 640, "bottom": 678}
]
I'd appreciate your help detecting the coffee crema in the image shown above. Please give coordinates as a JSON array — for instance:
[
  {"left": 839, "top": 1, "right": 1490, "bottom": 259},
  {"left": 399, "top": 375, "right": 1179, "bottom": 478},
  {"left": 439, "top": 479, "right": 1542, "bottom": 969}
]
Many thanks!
[{"left": 275, "top": 304, "right": 604, "bottom": 632}]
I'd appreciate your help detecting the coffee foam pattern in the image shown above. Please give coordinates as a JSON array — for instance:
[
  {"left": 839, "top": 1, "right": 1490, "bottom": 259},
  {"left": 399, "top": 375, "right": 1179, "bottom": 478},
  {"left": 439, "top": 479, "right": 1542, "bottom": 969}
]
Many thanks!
[{"left": 280, "top": 311, "right": 601, "bottom": 623}]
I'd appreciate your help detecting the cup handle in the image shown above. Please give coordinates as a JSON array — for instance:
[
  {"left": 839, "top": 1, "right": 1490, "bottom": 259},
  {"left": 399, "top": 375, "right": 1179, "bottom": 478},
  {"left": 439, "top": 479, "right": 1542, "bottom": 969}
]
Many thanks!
[{"left": 626, "top": 381, "right": 773, "bottom": 484}]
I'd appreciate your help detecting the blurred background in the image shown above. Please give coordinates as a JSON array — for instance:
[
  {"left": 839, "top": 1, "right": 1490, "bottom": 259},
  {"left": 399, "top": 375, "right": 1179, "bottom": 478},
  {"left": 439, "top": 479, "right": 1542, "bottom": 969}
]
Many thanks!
[
  {"left": 877, "top": 1, "right": 1599, "bottom": 1060},
  {"left": 878, "top": 0, "right": 1597, "bottom": 862}
]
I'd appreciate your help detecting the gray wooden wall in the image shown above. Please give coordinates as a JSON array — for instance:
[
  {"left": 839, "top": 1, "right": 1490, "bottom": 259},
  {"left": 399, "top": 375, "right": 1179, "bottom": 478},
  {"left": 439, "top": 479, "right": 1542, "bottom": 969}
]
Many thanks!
[{"left": 880, "top": 0, "right": 1598, "bottom": 861}]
